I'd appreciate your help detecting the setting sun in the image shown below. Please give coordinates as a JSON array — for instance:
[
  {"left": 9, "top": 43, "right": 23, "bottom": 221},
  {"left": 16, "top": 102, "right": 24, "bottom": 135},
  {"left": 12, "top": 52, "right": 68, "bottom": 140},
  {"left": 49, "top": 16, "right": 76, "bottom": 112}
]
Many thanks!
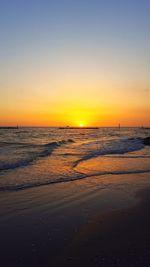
[{"left": 79, "top": 123, "right": 84, "bottom": 127}]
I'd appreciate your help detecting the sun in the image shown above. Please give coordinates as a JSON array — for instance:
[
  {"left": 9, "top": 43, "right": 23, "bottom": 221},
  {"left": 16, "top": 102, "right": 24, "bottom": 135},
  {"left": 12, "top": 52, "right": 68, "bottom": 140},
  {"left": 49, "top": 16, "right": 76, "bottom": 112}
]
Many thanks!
[{"left": 79, "top": 123, "right": 84, "bottom": 127}]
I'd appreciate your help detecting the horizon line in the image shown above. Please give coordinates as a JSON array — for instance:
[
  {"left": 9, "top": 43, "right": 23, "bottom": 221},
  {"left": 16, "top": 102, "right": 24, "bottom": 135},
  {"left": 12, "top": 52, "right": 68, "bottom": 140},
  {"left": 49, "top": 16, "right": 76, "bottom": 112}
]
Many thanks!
[{"left": 0, "top": 125, "right": 150, "bottom": 128}]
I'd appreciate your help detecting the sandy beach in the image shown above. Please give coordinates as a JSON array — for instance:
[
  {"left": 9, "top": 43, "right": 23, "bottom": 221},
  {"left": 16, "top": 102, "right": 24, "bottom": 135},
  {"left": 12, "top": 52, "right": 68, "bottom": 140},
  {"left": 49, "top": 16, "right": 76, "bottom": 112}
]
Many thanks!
[{"left": 0, "top": 172, "right": 150, "bottom": 267}]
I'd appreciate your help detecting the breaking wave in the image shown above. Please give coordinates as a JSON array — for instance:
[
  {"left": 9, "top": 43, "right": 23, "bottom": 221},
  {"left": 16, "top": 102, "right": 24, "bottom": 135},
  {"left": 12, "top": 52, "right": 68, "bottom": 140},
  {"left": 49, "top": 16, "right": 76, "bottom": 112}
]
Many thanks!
[
  {"left": 74, "top": 138, "right": 145, "bottom": 167},
  {"left": 0, "top": 139, "right": 74, "bottom": 172}
]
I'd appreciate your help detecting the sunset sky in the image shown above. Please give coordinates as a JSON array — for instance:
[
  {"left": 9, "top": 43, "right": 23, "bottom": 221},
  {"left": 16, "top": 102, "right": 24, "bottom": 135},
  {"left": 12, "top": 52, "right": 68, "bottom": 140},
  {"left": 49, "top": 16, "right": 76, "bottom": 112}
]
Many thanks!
[{"left": 0, "top": 0, "right": 150, "bottom": 127}]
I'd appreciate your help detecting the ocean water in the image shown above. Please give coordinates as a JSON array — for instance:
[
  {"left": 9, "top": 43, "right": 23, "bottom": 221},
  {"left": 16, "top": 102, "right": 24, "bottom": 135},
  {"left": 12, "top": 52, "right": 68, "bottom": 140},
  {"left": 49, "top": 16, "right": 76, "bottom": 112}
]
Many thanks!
[{"left": 0, "top": 127, "right": 150, "bottom": 191}]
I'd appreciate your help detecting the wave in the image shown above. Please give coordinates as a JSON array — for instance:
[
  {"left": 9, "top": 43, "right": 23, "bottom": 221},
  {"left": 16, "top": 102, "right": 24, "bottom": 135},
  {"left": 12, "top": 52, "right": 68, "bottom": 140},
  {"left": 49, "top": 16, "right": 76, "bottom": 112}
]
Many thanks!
[
  {"left": 73, "top": 138, "right": 145, "bottom": 167},
  {"left": 0, "top": 139, "right": 74, "bottom": 172},
  {"left": 0, "top": 168, "right": 150, "bottom": 192}
]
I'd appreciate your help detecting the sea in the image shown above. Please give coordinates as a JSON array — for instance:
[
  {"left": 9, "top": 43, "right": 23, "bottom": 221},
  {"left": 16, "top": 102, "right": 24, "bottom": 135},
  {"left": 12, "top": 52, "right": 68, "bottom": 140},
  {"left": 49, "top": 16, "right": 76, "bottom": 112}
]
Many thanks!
[{"left": 0, "top": 127, "right": 150, "bottom": 191}]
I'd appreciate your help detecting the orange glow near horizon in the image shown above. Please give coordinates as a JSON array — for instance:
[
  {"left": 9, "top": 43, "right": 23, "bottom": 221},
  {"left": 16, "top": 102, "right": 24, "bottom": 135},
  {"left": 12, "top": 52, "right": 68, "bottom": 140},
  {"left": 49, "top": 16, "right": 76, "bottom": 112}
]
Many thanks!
[
  {"left": 1, "top": 55, "right": 150, "bottom": 127},
  {"left": 1, "top": 105, "right": 150, "bottom": 127},
  {"left": 0, "top": 77, "right": 150, "bottom": 127}
]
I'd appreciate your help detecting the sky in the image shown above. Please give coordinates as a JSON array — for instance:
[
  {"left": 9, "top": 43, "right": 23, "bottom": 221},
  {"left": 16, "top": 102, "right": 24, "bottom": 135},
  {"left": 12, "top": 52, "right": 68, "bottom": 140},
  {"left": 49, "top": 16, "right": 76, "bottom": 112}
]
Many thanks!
[{"left": 0, "top": 0, "right": 150, "bottom": 126}]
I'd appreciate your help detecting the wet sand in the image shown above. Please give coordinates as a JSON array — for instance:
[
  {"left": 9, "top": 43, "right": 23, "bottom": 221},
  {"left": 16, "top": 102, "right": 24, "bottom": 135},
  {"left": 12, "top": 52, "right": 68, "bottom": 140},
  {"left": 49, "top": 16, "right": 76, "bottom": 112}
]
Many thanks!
[
  {"left": 58, "top": 187, "right": 150, "bottom": 267},
  {"left": 0, "top": 173, "right": 150, "bottom": 267}
]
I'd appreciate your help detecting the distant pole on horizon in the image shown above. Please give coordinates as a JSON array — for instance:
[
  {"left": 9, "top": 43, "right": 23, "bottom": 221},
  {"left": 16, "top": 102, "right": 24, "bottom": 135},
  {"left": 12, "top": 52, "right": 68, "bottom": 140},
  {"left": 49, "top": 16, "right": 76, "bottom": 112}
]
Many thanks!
[{"left": 118, "top": 123, "right": 120, "bottom": 129}]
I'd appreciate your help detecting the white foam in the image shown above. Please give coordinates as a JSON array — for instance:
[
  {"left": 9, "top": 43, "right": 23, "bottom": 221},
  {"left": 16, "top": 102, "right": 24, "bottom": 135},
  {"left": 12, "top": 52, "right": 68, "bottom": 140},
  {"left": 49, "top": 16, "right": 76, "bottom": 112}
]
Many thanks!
[{"left": 74, "top": 138, "right": 144, "bottom": 167}]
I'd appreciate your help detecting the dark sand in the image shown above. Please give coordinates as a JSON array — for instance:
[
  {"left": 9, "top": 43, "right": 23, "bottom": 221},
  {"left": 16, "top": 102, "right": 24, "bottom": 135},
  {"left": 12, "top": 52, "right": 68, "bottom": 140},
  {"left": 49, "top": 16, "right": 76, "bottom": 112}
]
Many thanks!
[
  {"left": 0, "top": 173, "right": 150, "bottom": 267},
  {"left": 57, "top": 188, "right": 150, "bottom": 267}
]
